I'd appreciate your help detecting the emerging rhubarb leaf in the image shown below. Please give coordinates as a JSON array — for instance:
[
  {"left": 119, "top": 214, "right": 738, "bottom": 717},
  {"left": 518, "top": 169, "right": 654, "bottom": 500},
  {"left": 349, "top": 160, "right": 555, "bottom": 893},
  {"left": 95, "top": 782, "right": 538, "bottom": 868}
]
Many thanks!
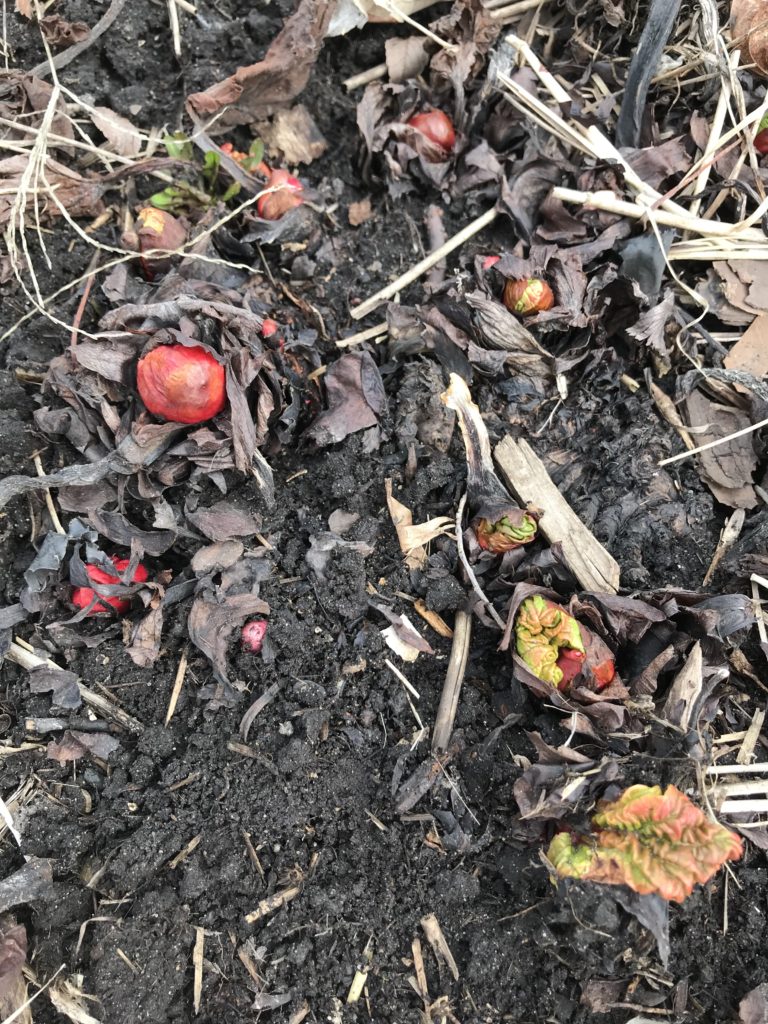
[
  {"left": 515, "top": 595, "right": 585, "bottom": 688},
  {"left": 547, "top": 784, "right": 743, "bottom": 903},
  {"left": 476, "top": 511, "right": 538, "bottom": 553}
]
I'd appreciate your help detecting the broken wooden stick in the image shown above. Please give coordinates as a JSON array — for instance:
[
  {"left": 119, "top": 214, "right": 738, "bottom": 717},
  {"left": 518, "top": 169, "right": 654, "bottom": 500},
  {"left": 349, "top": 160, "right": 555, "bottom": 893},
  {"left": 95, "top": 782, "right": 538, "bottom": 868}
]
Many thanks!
[
  {"left": 432, "top": 609, "right": 472, "bottom": 754},
  {"left": 494, "top": 437, "right": 620, "bottom": 593},
  {"left": 7, "top": 640, "right": 144, "bottom": 734}
]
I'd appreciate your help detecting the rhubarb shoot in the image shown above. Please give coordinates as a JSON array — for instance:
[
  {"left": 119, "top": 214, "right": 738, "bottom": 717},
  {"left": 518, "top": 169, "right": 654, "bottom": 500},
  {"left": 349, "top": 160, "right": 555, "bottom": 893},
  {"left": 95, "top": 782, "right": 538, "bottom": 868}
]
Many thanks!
[
  {"left": 516, "top": 595, "right": 584, "bottom": 687},
  {"left": 547, "top": 784, "right": 743, "bottom": 903}
]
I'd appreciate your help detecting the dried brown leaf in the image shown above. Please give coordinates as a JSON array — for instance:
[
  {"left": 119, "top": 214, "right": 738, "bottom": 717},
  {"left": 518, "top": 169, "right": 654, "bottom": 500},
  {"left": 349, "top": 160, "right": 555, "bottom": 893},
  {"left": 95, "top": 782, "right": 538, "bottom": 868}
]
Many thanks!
[
  {"left": 0, "top": 918, "right": 28, "bottom": 1024},
  {"left": 187, "top": 0, "right": 333, "bottom": 126},
  {"left": 740, "top": 983, "right": 768, "bottom": 1024},
  {"left": 305, "top": 351, "right": 385, "bottom": 445},
  {"left": 725, "top": 314, "right": 768, "bottom": 377},
  {"left": 385, "top": 479, "right": 453, "bottom": 569},
  {"left": 187, "top": 501, "right": 261, "bottom": 543},
  {"left": 89, "top": 105, "right": 142, "bottom": 157},
  {"left": 188, "top": 592, "right": 270, "bottom": 683},
  {"left": 384, "top": 36, "right": 430, "bottom": 82},
  {"left": 47, "top": 730, "right": 120, "bottom": 763},
  {"left": 257, "top": 104, "right": 327, "bottom": 165},
  {"left": 191, "top": 540, "right": 245, "bottom": 574},
  {"left": 39, "top": 14, "right": 89, "bottom": 49},
  {"left": 732, "top": 0, "right": 768, "bottom": 75},
  {"left": 0, "top": 154, "right": 105, "bottom": 226},
  {"left": 683, "top": 389, "right": 758, "bottom": 508}
]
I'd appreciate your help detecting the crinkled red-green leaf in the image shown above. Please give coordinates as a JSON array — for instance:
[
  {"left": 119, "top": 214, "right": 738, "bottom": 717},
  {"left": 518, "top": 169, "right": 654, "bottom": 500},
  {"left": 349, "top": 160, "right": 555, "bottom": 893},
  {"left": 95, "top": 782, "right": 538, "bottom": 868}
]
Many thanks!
[
  {"left": 515, "top": 595, "right": 584, "bottom": 687},
  {"left": 476, "top": 511, "right": 537, "bottom": 553},
  {"left": 547, "top": 784, "right": 742, "bottom": 903}
]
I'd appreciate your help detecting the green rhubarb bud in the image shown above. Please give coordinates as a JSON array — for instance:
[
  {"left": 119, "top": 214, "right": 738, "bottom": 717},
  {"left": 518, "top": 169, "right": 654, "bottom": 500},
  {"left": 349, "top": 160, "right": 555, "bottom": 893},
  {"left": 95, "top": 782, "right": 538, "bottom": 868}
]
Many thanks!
[{"left": 515, "top": 595, "right": 584, "bottom": 688}]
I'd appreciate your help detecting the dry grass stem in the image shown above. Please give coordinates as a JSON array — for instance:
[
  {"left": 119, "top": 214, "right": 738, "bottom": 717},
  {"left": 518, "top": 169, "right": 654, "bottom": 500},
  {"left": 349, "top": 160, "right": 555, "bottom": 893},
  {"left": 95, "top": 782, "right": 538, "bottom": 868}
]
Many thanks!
[
  {"left": 343, "top": 64, "right": 387, "bottom": 90},
  {"left": 707, "top": 761, "right": 768, "bottom": 775},
  {"left": 454, "top": 493, "right": 507, "bottom": 631},
  {"left": 336, "top": 322, "right": 389, "bottom": 348},
  {"left": 7, "top": 640, "right": 144, "bottom": 734},
  {"left": 32, "top": 454, "right": 65, "bottom": 535},
  {"left": 420, "top": 914, "right": 459, "bottom": 981},
  {"left": 165, "top": 648, "right": 189, "bottom": 726},
  {"left": 351, "top": 207, "right": 497, "bottom": 319},
  {"left": 702, "top": 509, "right": 746, "bottom": 586},
  {"left": 193, "top": 927, "right": 205, "bottom": 1015},
  {"left": 167, "top": 834, "right": 202, "bottom": 871},
  {"left": 168, "top": 0, "right": 182, "bottom": 58},
  {"left": 686, "top": 50, "right": 739, "bottom": 220},
  {"left": 244, "top": 884, "right": 302, "bottom": 924},
  {"left": 385, "top": 658, "right": 420, "bottom": 700}
]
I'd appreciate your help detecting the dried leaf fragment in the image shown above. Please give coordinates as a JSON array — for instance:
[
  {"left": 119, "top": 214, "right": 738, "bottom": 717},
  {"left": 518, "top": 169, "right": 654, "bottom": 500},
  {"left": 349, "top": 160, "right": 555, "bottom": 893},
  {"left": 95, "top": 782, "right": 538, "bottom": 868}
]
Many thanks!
[
  {"left": 385, "top": 479, "right": 453, "bottom": 569},
  {"left": 0, "top": 154, "right": 105, "bottom": 226},
  {"left": 731, "top": 0, "right": 768, "bottom": 76},
  {"left": 0, "top": 917, "right": 28, "bottom": 1023},
  {"left": 187, "top": 0, "right": 333, "bottom": 126},
  {"left": 547, "top": 784, "right": 742, "bottom": 902},
  {"left": 89, "top": 106, "right": 143, "bottom": 157},
  {"left": 39, "top": 15, "right": 89, "bottom": 49}
]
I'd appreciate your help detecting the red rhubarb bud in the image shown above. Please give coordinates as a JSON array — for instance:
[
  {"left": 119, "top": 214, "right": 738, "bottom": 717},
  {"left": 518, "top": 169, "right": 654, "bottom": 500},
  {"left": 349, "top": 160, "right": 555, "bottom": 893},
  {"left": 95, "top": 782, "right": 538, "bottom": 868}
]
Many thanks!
[
  {"left": 241, "top": 618, "right": 267, "bottom": 653},
  {"left": 503, "top": 277, "right": 555, "bottom": 315},
  {"left": 72, "top": 557, "right": 148, "bottom": 616},
  {"left": 756, "top": 128, "right": 768, "bottom": 154},
  {"left": 555, "top": 647, "right": 586, "bottom": 686},
  {"left": 137, "top": 345, "right": 226, "bottom": 425},
  {"left": 408, "top": 109, "right": 456, "bottom": 152},
  {"left": 220, "top": 141, "right": 248, "bottom": 162},
  {"left": 136, "top": 206, "right": 186, "bottom": 278},
  {"left": 256, "top": 169, "right": 304, "bottom": 220},
  {"left": 482, "top": 255, "right": 501, "bottom": 270},
  {"left": 261, "top": 318, "right": 279, "bottom": 338}
]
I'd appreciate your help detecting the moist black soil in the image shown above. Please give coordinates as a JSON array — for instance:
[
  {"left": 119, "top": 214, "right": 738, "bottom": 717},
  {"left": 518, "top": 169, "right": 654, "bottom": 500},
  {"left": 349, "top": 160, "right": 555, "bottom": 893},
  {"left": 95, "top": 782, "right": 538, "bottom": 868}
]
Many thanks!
[{"left": 1, "top": 3, "right": 766, "bottom": 1023}]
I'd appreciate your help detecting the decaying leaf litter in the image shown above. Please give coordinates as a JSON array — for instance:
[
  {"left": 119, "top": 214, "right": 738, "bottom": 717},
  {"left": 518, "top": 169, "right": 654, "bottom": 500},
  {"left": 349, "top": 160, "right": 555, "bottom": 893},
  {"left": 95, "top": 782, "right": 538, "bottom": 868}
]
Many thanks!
[{"left": 3, "top": 0, "right": 768, "bottom": 1019}]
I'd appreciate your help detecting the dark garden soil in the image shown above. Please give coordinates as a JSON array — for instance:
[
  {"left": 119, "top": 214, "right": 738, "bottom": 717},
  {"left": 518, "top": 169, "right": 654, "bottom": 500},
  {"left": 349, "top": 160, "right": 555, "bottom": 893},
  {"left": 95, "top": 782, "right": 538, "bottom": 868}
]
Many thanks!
[{"left": 1, "top": 1, "right": 768, "bottom": 1022}]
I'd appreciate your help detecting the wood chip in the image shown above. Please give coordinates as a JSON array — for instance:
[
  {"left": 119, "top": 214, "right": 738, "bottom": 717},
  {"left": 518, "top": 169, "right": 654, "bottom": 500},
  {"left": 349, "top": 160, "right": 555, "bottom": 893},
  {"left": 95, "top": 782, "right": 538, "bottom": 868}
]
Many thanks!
[
  {"left": 413, "top": 599, "right": 453, "bottom": 638},
  {"left": 165, "top": 648, "right": 188, "bottom": 727},
  {"left": 167, "top": 834, "right": 202, "bottom": 870},
  {"left": 737, "top": 708, "right": 766, "bottom": 765},
  {"left": 244, "top": 884, "right": 301, "bottom": 924},
  {"left": 420, "top": 913, "right": 459, "bottom": 981},
  {"left": 411, "top": 936, "right": 429, "bottom": 1002},
  {"left": 724, "top": 314, "right": 768, "bottom": 378},
  {"left": 494, "top": 437, "right": 620, "bottom": 593},
  {"left": 193, "top": 927, "right": 205, "bottom": 1015},
  {"left": 288, "top": 1003, "right": 311, "bottom": 1024}
]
